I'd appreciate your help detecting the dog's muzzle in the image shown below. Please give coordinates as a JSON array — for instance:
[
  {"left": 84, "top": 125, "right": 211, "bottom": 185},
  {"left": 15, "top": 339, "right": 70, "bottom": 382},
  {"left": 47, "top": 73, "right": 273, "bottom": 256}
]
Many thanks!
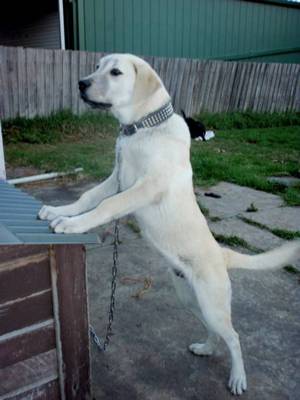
[{"left": 78, "top": 79, "right": 112, "bottom": 110}]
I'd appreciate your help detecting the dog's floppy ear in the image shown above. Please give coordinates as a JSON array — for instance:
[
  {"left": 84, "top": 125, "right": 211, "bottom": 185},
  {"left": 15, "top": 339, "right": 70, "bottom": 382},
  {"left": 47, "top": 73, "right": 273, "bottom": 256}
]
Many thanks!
[{"left": 132, "top": 60, "right": 161, "bottom": 103}]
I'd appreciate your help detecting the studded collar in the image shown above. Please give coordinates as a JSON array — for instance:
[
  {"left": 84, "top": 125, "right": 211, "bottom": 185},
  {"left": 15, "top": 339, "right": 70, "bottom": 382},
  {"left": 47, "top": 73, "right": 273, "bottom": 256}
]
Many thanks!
[{"left": 120, "top": 101, "right": 174, "bottom": 136}]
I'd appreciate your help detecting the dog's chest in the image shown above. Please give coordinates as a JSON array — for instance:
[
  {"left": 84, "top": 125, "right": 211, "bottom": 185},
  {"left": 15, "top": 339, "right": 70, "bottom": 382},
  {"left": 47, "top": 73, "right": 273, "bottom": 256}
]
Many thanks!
[{"left": 116, "top": 135, "right": 149, "bottom": 190}]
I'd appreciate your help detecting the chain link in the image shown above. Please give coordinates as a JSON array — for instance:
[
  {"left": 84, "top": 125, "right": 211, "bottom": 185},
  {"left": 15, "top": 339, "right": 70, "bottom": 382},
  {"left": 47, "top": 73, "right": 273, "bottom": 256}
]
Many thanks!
[{"left": 90, "top": 138, "right": 122, "bottom": 352}]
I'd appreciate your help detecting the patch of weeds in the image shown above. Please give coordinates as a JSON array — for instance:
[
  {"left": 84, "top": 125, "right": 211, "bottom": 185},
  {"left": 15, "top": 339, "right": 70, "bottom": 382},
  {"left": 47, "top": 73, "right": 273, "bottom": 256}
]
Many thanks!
[
  {"left": 211, "top": 232, "right": 261, "bottom": 253},
  {"left": 126, "top": 219, "right": 141, "bottom": 236},
  {"left": 239, "top": 217, "right": 268, "bottom": 230},
  {"left": 209, "top": 216, "right": 222, "bottom": 222},
  {"left": 271, "top": 229, "right": 300, "bottom": 240},
  {"left": 246, "top": 203, "right": 258, "bottom": 212},
  {"left": 239, "top": 216, "right": 300, "bottom": 240},
  {"left": 3, "top": 109, "right": 117, "bottom": 145},
  {"left": 197, "top": 200, "right": 210, "bottom": 217},
  {"left": 283, "top": 265, "right": 300, "bottom": 275}
]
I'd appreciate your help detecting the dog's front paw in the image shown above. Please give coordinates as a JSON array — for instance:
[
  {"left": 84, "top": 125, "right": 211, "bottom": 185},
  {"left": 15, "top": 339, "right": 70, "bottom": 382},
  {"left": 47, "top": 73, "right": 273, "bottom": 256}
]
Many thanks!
[
  {"left": 38, "top": 205, "right": 61, "bottom": 221},
  {"left": 228, "top": 368, "right": 247, "bottom": 395},
  {"left": 50, "top": 216, "right": 84, "bottom": 234}
]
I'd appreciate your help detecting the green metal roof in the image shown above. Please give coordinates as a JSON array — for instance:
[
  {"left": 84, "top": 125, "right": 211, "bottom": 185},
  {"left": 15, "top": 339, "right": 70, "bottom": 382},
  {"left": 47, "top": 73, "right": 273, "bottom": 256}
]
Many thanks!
[{"left": 0, "top": 180, "right": 99, "bottom": 245}]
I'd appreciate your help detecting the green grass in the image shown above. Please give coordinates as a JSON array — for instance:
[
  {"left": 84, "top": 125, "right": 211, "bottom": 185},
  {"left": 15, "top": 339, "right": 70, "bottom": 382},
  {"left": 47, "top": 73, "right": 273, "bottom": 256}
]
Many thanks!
[
  {"left": 283, "top": 265, "right": 300, "bottom": 275},
  {"left": 4, "top": 110, "right": 118, "bottom": 178},
  {"left": 191, "top": 125, "right": 300, "bottom": 205},
  {"left": 211, "top": 233, "right": 261, "bottom": 253},
  {"left": 3, "top": 110, "right": 300, "bottom": 205},
  {"left": 197, "top": 111, "right": 300, "bottom": 131},
  {"left": 239, "top": 216, "right": 300, "bottom": 240}
]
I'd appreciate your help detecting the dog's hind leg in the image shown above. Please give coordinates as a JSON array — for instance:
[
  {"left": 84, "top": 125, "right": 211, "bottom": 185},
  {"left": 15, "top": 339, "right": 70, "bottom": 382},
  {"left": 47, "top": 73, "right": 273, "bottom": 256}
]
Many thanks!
[
  {"left": 191, "top": 273, "right": 247, "bottom": 395},
  {"left": 170, "top": 269, "right": 219, "bottom": 356}
]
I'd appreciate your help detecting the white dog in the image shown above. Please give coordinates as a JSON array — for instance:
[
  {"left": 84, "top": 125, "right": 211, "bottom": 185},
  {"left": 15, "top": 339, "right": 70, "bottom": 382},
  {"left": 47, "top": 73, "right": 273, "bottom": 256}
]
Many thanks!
[{"left": 39, "top": 54, "right": 300, "bottom": 395}]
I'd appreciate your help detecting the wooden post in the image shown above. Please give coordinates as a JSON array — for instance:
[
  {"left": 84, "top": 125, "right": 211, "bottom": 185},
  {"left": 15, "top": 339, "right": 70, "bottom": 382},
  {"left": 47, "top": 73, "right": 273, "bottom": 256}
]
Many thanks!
[
  {"left": 0, "top": 121, "right": 6, "bottom": 180},
  {"left": 50, "top": 244, "right": 91, "bottom": 400}
]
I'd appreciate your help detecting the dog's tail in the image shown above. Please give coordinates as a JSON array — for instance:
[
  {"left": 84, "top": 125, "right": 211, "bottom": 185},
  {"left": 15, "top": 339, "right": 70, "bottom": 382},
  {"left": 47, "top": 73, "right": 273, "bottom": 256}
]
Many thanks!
[{"left": 222, "top": 240, "right": 300, "bottom": 271}]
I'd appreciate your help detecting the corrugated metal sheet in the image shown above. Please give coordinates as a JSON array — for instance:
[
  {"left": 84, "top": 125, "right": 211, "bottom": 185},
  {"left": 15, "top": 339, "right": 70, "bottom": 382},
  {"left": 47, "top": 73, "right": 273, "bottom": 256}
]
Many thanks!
[
  {"left": 74, "top": 0, "right": 300, "bottom": 62},
  {"left": 0, "top": 181, "right": 99, "bottom": 245}
]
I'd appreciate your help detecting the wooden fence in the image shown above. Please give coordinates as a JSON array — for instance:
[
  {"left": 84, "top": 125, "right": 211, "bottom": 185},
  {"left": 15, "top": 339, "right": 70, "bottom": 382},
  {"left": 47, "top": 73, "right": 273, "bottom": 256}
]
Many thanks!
[{"left": 0, "top": 45, "right": 299, "bottom": 120}]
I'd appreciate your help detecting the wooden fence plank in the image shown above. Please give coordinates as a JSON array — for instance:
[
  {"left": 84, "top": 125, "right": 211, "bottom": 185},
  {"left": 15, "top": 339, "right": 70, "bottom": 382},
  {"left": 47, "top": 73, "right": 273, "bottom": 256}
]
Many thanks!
[
  {"left": 44, "top": 49, "right": 54, "bottom": 116},
  {"left": 26, "top": 48, "right": 38, "bottom": 118},
  {"left": 0, "top": 47, "right": 10, "bottom": 119},
  {"left": 271, "top": 63, "right": 283, "bottom": 113},
  {"left": 62, "top": 50, "right": 71, "bottom": 111},
  {"left": 253, "top": 63, "right": 268, "bottom": 112},
  {"left": 7, "top": 47, "right": 19, "bottom": 118},
  {"left": 78, "top": 51, "right": 89, "bottom": 114},
  {"left": 294, "top": 73, "right": 300, "bottom": 111},
  {"left": 193, "top": 60, "right": 208, "bottom": 114},
  {"left": 243, "top": 63, "right": 256, "bottom": 111},
  {"left": 185, "top": 60, "right": 198, "bottom": 115},
  {"left": 36, "top": 49, "right": 46, "bottom": 116},
  {"left": 211, "top": 61, "right": 224, "bottom": 113},
  {"left": 223, "top": 62, "right": 238, "bottom": 112},
  {"left": 71, "top": 50, "right": 80, "bottom": 114},
  {"left": 53, "top": 50, "right": 63, "bottom": 113},
  {"left": 180, "top": 59, "right": 193, "bottom": 114},
  {"left": 290, "top": 64, "right": 300, "bottom": 111},
  {"left": 281, "top": 63, "right": 293, "bottom": 112},
  {"left": 16, "top": 47, "right": 27, "bottom": 117},
  {"left": 172, "top": 58, "right": 187, "bottom": 112},
  {"left": 258, "top": 63, "right": 272, "bottom": 112},
  {"left": 204, "top": 60, "right": 217, "bottom": 112},
  {"left": 265, "top": 63, "right": 278, "bottom": 112}
]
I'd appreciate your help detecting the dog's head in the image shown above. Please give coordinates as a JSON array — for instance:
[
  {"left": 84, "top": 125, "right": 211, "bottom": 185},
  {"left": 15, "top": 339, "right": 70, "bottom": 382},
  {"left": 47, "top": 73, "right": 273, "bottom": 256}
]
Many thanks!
[{"left": 79, "top": 54, "right": 168, "bottom": 120}]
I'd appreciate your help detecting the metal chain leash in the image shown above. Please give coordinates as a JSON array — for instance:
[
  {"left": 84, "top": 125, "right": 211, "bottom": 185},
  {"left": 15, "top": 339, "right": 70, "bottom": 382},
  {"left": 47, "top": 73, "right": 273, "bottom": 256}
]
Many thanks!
[
  {"left": 90, "top": 219, "right": 119, "bottom": 352},
  {"left": 90, "top": 137, "right": 122, "bottom": 352}
]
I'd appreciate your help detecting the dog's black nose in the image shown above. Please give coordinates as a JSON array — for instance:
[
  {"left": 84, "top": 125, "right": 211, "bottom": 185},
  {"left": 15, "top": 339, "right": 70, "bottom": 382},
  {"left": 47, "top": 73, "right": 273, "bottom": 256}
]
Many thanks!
[{"left": 78, "top": 79, "right": 91, "bottom": 92}]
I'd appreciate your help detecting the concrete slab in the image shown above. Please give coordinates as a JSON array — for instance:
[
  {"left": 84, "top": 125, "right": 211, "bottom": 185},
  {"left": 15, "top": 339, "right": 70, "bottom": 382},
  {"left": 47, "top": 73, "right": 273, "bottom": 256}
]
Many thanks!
[
  {"left": 195, "top": 182, "right": 284, "bottom": 219},
  {"left": 21, "top": 180, "right": 300, "bottom": 400},
  {"left": 240, "top": 207, "right": 300, "bottom": 233}
]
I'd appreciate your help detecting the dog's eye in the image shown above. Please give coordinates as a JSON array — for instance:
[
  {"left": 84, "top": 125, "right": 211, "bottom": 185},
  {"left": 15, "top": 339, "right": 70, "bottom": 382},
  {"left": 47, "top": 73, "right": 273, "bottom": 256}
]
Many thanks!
[
  {"left": 96, "top": 64, "right": 100, "bottom": 70},
  {"left": 110, "top": 68, "right": 123, "bottom": 76}
]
